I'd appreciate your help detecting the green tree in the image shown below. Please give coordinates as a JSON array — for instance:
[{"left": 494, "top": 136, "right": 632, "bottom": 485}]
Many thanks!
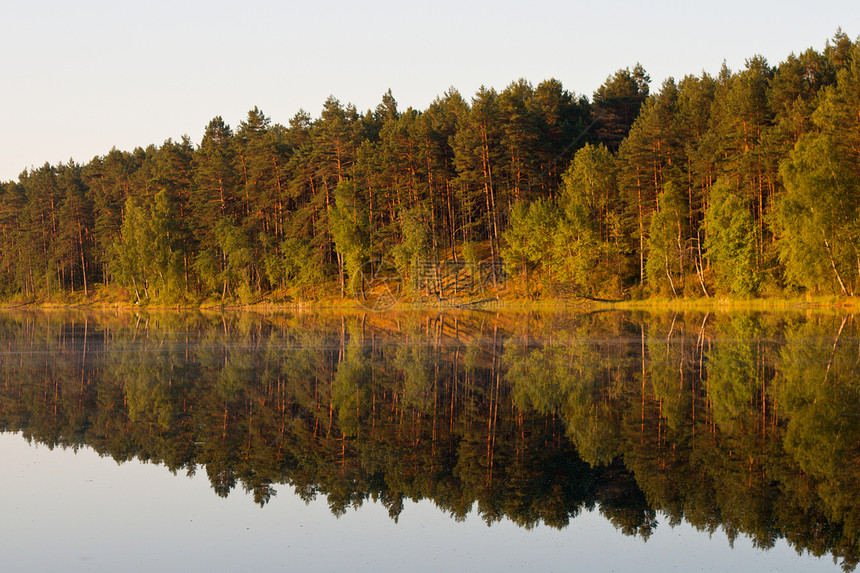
[
  {"left": 0, "top": 181, "right": 27, "bottom": 295},
  {"left": 453, "top": 87, "right": 503, "bottom": 270},
  {"left": 214, "top": 217, "right": 255, "bottom": 302},
  {"left": 645, "top": 182, "right": 688, "bottom": 296},
  {"left": 276, "top": 237, "right": 326, "bottom": 293},
  {"left": 391, "top": 205, "right": 431, "bottom": 289},
  {"left": 193, "top": 118, "right": 239, "bottom": 236},
  {"left": 498, "top": 79, "right": 539, "bottom": 202},
  {"left": 422, "top": 89, "right": 468, "bottom": 254},
  {"left": 530, "top": 78, "right": 593, "bottom": 197},
  {"left": 82, "top": 147, "right": 144, "bottom": 284},
  {"left": 704, "top": 57, "right": 775, "bottom": 276},
  {"left": 236, "top": 107, "right": 290, "bottom": 241},
  {"left": 775, "top": 134, "right": 859, "bottom": 295},
  {"left": 329, "top": 180, "right": 370, "bottom": 294},
  {"left": 18, "top": 164, "right": 63, "bottom": 297},
  {"left": 112, "top": 191, "right": 185, "bottom": 303},
  {"left": 616, "top": 79, "right": 683, "bottom": 286},
  {"left": 311, "top": 97, "right": 363, "bottom": 288},
  {"left": 553, "top": 144, "right": 624, "bottom": 295},
  {"left": 56, "top": 161, "right": 94, "bottom": 296},
  {"left": 592, "top": 64, "right": 650, "bottom": 151},
  {"left": 501, "top": 197, "right": 559, "bottom": 280},
  {"left": 705, "top": 179, "right": 760, "bottom": 296}
]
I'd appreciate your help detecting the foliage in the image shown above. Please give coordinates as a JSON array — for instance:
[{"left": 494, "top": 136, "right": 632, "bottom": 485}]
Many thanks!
[
  {"left": 329, "top": 180, "right": 370, "bottom": 292},
  {"left": 645, "top": 182, "right": 688, "bottom": 296},
  {"left": 705, "top": 179, "right": 761, "bottom": 296},
  {"left": 553, "top": 143, "right": 624, "bottom": 295},
  {"left": 0, "top": 32, "right": 857, "bottom": 303},
  {"left": 111, "top": 190, "right": 186, "bottom": 303},
  {"left": 391, "top": 205, "right": 431, "bottom": 282},
  {"left": 501, "top": 198, "right": 559, "bottom": 276},
  {"left": 775, "top": 134, "right": 859, "bottom": 295}
]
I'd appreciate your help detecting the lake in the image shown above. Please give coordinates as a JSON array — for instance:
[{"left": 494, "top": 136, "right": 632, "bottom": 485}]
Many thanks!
[{"left": 0, "top": 309, "right": 856, "bottom": 572}]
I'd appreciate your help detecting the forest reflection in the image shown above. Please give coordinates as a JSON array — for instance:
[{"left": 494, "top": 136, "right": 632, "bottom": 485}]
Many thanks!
[{"left": 0, "top": 310, "right": 857, "bottom": 569}]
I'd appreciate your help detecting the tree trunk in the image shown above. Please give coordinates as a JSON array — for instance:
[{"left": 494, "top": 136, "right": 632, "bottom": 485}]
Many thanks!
[
  {"left": 822, "top": 230, "right": 848, "bottom": 295},
  {"left": 637, "top": 167, "right": 645, "bottom": 285},
  {"left": 664, "top": 255, "right": 677, "bottom": 297},
  {"left": 78, "top": 225, "right": 88, "bottom": 296}
]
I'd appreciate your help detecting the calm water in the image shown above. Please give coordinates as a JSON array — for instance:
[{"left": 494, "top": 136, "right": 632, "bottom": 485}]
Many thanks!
[{"left": 0, "top": 309, "right": 856, "bottom": 572}]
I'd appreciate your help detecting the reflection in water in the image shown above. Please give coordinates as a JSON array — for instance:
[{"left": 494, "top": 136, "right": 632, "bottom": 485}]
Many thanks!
[{"left": 0, "top": 310, "right": 857, "bottom": 569}]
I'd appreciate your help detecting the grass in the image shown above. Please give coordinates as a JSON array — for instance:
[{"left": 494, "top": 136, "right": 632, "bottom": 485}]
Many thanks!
[
  {"left": 598, "top": 295, "right": 859, "bottom": 313},
  {"left": 1, "top": 273, "right": 857, "bottom": 315}
]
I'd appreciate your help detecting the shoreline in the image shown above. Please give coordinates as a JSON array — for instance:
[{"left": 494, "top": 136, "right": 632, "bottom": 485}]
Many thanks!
[{"left": 1, "top": 294, "right": 857, "bottom": 314}]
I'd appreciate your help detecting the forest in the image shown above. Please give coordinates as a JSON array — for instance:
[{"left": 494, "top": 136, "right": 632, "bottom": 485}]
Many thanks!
[{"left": 0, "top": 31, "right": 858, "bottom": 304}]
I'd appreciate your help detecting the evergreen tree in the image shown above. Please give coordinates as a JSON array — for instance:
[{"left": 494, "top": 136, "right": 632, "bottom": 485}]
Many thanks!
[
  {"left": 498, "top": 79, "right": 539, "bottom": 203},
  {"left": 192, "top": 117, "right": 240, "bottom": 295},
  {"left": 674, "top": 73, "right": 717, "bottom": 288},
  {"left": 530, "top": 78, "right": 593, "bottom": 197},
  {"left": 312, "top": 97, "right": 363, "bottom": 288},
  {"left": 82, "top": 147, "right": 143, "bottom": 284},
  {"left": 0, "top": 180, "right": 27, "bottom": 295},
  {"left": 705, "top": 57, "right": 775, "bottom": 273},
  {"left": 56, "top": 161, "right": 94, "bottom": 295},
  {"left": 236, "top": 107, "right": 290, "bottom": 245},
  {"left": 422, "top": 89, "right": 468, "bottom": 255},
  {"left": 592, "top": 64, "right": 650, "bottom": 150},
  {"left": 616, "top": 79, "right": 683, "bottom": 285},
  {"left": 452, "top": 86, "right": 503, "bottom": 275},
  {"left": 18, "top": 164, "right": 62, "bottom": 297}
]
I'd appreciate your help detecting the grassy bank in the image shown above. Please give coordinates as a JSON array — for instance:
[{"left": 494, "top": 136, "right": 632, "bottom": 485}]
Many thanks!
[{"left": 2, "top": 283, "right": 857, "bottom": 315}]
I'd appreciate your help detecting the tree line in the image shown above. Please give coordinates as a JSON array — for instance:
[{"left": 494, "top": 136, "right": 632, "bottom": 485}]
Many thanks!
[{"left": 1, "top": 31, "right": 857, "bottom": 303}]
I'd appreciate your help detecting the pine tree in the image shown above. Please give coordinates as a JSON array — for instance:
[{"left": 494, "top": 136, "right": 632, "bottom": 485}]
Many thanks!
[
  {"left": 192, "top": 117, "right": 240, "bottom": 295},
  {"left": 452, "top": 87, "right": 503, "bottom": 276},
  {"left": 592, "top": 64, "right": 650, "bottom": 151},
  {"left": 498, "top": 79, "right": 539, "bottom": 203},
  {"left": 617, "top": 79, "right": 683, "bottom": 285},
  {"left": 705, "top": 57, "right": 775, "bottom": 273},
  {"left": 530, "top": 78, "right": 592, "bottom": 198},
  {"left": 312, "top": 97, "right": 362, "bottom": 291},
  {"left": 422, "top": 89, "right": 468, "bottom": 256},
  {"left": 82, "top": 148, "right": 143, "bottom": 284},
  {"left": 56, "top": 161, "right": 94, "bottom": 295},
  {"left": 19, "top": 164, "right": 62, "bottom": 297}
]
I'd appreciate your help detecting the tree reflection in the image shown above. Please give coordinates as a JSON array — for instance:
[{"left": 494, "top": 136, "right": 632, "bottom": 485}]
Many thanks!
[{"left": 0, "top": 310, "right": 856, "bottom": 569}]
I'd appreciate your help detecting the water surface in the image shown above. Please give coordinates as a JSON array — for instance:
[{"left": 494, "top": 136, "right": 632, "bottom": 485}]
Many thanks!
[{"left": 0, "top": 309, "right": 856, "bottom": 571}]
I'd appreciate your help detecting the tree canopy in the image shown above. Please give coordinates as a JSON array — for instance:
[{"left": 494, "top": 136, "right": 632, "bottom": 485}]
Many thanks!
[{"left": 0, "top": 31, "right": 857, "bottom": 303}]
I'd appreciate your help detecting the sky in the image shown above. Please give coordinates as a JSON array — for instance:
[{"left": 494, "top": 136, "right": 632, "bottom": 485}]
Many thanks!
[
  {"left": 0, "top": 432, "right": 842, "bottom": 572},
  {"left": 1, "top": 0, "right": 858, "bottom": 182}
]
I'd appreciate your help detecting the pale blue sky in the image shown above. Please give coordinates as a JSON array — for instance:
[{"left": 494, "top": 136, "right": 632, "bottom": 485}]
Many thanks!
[
  {"left": 0, "top": 433, "right": 843, "bottom": 572},
  {"left": 1, "top": 0, "right": 857, "bottom": 181}
]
